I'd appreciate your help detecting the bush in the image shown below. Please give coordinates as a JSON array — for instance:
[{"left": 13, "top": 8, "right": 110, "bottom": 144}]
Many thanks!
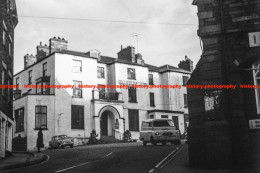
[
  {"left": 123, "top": 130, "right": 131, "bottom": 142},
  {"left": 88, "top": 129, "right": 98, "bottom": 145}
]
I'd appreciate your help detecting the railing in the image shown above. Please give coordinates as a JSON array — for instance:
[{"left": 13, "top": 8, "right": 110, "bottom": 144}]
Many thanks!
[
  {"left": 112, "top": 129, "right": 123, "bottom": 140},
  {"left": 92, "top": 90, "right": 123, "bottom": 102}
]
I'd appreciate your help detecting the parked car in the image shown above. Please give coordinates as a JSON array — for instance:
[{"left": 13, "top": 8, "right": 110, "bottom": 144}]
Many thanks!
[
  {"left": 140, "top": 119, "right": 181, "bottom": 146},
  {"left": 49, "top": 135, "right": 74, "bottom": 149}
]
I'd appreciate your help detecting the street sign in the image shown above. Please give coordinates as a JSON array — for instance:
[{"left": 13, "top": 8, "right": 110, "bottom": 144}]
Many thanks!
[
  {"left": 249, "top": 119, "right": 260, "bottom": 129},
  {"left": 249, "top": 32, "right": 260, "bottom": 47}
]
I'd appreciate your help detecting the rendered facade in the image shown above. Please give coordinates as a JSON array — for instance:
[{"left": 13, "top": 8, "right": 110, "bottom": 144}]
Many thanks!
[{"left": 13, "top": 37, "right": 192, "bottom": 150}]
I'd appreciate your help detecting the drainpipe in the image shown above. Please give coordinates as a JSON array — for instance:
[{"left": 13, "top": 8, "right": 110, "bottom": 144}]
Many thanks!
[{"left": 219, "top": 0, "right": 233, "bottom": 166}]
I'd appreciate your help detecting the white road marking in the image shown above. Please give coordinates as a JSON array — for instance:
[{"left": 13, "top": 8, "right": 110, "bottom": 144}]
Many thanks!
[
  {"left": 55, "top": 162, "right": 90, "bottom": 172},
  {"left": 149, "top": 169, "right": 155, "bottom": 173},
  {"left": 102, "top": 152, "right": 113, "bottom": 158},
  {"left": 160, "top": 146, "right": 183, "bottom": 169},
  {"left": 149, "top": 146, "right": 183, "bottom": 173},
  {"left": 55, "top": 152, "right": 113, "bottom": 173}
]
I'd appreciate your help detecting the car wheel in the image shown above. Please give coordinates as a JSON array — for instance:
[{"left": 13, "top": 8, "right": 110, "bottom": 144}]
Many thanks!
[
  {"left": 143, "top": 141, "right": 147, "bottom": 146},
  {"left": 151, "top": 137, "right": 157, "bottom": 146},
  {"left": 162, "top": 142, "right": 166, "bottom": 146},
  {"left": 70, "top": 144, "right": 73, "bottom": 148}
]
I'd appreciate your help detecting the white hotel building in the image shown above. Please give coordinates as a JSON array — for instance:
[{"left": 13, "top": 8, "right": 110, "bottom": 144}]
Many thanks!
[{"left": 13, "top": 37, "right": 192, "bottom": 150}]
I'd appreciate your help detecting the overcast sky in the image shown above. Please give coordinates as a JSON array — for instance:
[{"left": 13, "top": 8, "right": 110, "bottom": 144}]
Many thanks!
[{"left": 14, "top": 0, "right": 200, "bottom": 74}]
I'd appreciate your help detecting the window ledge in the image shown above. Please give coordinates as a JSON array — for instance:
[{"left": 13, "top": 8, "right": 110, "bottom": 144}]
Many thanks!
[
  {"left": 34, "top": 128, "right": 48, "bottom": 131},
  {"left": 129, "top": 101, "right": 138, "bottom": 103},
  {"left": 72, "top": 97, "right": 83, "bottom": 99},
  {"left": 15, "top": 130, "right": 24, "bottom": 133},
  {"left": 71, "top": 128, "right": 85, "bottom": 130},
  {"left": 150, "top": 105, "right": 156, "bottom": 107}
]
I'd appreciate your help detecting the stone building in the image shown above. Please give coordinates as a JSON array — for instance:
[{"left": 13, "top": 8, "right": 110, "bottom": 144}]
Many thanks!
[
  {"left": 0, "top": 0, "right": 18, "bottom": 158},
  {"left": 189, "top": 0, "right": 260, "bottom": 168}
]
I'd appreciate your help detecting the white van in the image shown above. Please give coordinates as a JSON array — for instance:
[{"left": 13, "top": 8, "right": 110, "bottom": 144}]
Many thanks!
[{"left": 139, "top": 119, "right": 181, "bottom": 146}]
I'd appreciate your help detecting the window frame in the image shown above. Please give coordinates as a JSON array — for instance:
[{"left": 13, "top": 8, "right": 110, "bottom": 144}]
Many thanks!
[
  {"left": 127, "top": 68, "right": 136, "bottom": 80},
  {"left": 36, "top": 77, "right": 50, "bottom": 95},
  {"left": 71, "top": 105, "right": 84, "bottom": 129},
  {"left": 184, "top": 94, "right": 188, "bottom": 108},
  {"left": 150, "top": 92, "right": 155, "bottom": 107},
  {"left": 2, "top": 69, "right": 5, "bottom": 96},
  {"left": 97, "top": 66, "right": 105, "bottom": 78},
  {"left": 8, "top": 42, "right": 11, "bottom": 56},
  {"left": 161, "top": 115, "right": 169, "bottom": 119},
  {"left": 253, "top": 61, "right": 260, "bottom": 114},
  {"left": 72, "top": 59, "right": 82, "bottom": 73},
  {"left": 128, "top": 86, "right": 137, "bottom": 103},
  {"left": 148, "top": 74, "right": 154, "bottom": 85},
  {"left": 43, "top": 62, "right": 47, "bottom": 77},
  {"left": 35, "top": 106, "right": 47, "bottom": 130},
  {"left": 182, "top": 76, "right": 189, "bottom": 86},
  {"left": 15, "top": 107, "right": 24, "bottom": 132},
  {"left": 28, "top": 70, "right": 32, "bottom": 84},
  {"left": 73, "top": 80, "right": 82, "bottom": 98}
]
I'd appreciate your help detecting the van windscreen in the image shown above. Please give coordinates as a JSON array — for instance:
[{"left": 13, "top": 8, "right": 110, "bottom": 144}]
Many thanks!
[{"left": 153, "top": 120, "right": 174, "bottom": 127}]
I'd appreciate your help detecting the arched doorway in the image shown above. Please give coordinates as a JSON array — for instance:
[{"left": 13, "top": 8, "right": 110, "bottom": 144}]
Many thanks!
[{"left": 100, "top": 110, "right": 115, "bottom": 136}]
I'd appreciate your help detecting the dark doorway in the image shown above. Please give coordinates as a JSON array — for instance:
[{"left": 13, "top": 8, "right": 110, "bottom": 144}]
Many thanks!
[
  {"left": 100, "top": 112, "right": 108, "bottom": 136},
  {"left": 172, "top": 116, "right": 179, "bottom": 130}
]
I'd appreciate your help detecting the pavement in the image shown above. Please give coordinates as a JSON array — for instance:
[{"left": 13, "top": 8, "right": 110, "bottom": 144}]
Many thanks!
[
  {"left": 157, "top": 145, "right": 260, "bottom": 173},
  {"left": 0, "top": 152, "right": 46, "bottom": 171}
]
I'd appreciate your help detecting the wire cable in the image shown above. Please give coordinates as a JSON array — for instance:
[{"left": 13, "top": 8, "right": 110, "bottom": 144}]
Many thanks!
[{"left": 19, "top": 15, "right": 198, "bottom": 26}]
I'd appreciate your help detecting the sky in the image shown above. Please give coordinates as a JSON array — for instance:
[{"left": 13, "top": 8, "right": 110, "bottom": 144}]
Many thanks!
[{"left": 14, "top": 0, "right": 201, "bottom": 74}]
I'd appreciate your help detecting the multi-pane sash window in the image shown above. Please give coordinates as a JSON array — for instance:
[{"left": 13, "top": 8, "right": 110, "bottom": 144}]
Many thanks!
[
  {"left": 148, "top": 74, "right": 154, "bottom": 85},
  {"left": 127, "top": 68, "right": 136, "bottom": 80},
  {"left": 97, "top": 67, "right": 105, "bottom": 78},
  {"left": 183, "top": 76, "right": 189, "bottom": 86},
  {"left": 35, "top": 106, "right": 47, "bottom": 129},
  {"left": 43, "top": 63, "right": 47, "bottom": 77},
  {"left": 73, "top": 81, "right": 82, "bottom": 98},
  {"left": 15, "top": 108, "right": 24, "bottom": 132},
  {"left": 128, "top": 86, "right": 137, "bottom": 102},
  {"left": 72, "top": 60, "right": 82, "bottom": 73}
]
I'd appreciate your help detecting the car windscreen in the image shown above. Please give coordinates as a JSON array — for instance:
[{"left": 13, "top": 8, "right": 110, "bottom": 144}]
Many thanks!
[{"left": 153, "top": 120, "right": 174, "bottom": 127}]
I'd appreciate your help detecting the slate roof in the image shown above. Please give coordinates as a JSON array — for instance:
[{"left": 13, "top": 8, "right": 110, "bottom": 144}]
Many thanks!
[{"left": 15, "top": 49, "right": 191, "bottom": 76}]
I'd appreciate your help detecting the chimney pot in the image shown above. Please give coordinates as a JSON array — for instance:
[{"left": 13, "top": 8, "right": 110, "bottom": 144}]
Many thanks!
[{"left": 40, "top": 42, "right": 42, "bottom": 46}]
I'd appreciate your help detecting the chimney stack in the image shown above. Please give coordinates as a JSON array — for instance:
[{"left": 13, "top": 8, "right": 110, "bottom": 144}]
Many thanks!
[
  {"left": 49, "top": 37, "right": 68, "bottom": 54},
  {"left": 178, "top": 55, "right": 194, "bottom": 72},
  {"left": 24, "top": 54, "right": 37, "bottom": 69},
  {"left": 135, "top": 53, "right": 145, "bottom": 65},
  {"left": 117, "top": 46, "right": 136, "bottom": 63},
  {"left": 36, "top": 42, "right": 49, "bottom": 61}
]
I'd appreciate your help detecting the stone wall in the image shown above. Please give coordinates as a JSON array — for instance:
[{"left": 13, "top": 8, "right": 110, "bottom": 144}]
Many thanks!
[{"left": 189, "top": 0, "right": 260, "bottom": 168}]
